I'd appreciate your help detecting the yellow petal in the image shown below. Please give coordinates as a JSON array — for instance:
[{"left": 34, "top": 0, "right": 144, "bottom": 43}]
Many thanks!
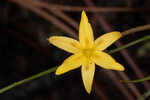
[
  {"left": 56, "top": 52, "right": 84, "bottom": 75},
  {"left": 92, "top": 51, "right": 125, "bottom": 71},
  {"left": 49, "top": 36, "right": 80, "bottom": 53},
  {"left": 81, "top": 60, "right": 95, "bottom": 93},
  {"left": 94, "top": 31, "right": 122, "bottom": 51},
  {"left": 79, "top": 11, "right": 94, "bottom": 48}
]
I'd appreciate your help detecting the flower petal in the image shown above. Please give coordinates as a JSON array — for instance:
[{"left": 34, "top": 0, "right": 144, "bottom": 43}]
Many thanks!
[
  {"left": 79, "top": 11, "right": 94, "bottom": 48},
  {"left": 56, "top": 52, "right": 84, "bottom": 75},
  {"left": 49, "top": 36, "right": 80, "bottom": 53},
  {"left": 81, "top": 60, "right": 95, "bottom": 93},
  {"left": 92, "top": 51, "right": 125, "bottom": 71},
  {"left": 94, "top": 31, "right": 122, "bottom": 50}
]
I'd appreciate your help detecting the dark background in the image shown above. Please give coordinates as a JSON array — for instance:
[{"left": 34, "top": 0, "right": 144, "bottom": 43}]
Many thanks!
[{"left": 0, "top": 0, "right": 150, "bottom": 100}]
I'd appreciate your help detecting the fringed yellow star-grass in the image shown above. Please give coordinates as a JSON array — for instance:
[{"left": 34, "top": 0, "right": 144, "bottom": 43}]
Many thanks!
[{"left": 48, "top": 11, "right": 125, "bottom": 93}]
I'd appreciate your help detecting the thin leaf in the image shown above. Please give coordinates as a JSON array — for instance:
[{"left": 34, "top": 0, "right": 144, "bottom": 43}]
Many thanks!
[{"left": 121, "top": 76, "right": 150, "bottom": 83}]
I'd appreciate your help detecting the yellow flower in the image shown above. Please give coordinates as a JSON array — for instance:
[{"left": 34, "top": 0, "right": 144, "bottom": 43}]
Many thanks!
[{"left": 48, "top": 11, "right": 125, "bottom": 93}]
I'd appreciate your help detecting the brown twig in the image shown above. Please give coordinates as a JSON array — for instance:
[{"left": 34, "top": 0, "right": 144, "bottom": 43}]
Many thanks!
[
  {"left": 93, "top": 80, "right": 109, "bottom": 100},
  {"left": 27, "top": 0, "right": 79, "bottom": 30},
  {"left": 49, "top": 10, "right": 79, "bottom": 30},
  {"left": 105, "top": 71, "right": 135, "bottom": 100},
  {"left": 33, "top": 2, "right": 150, "bottom": 13},
  {"left": 11, "top": 0, "right": 77, "bottom": 38}
]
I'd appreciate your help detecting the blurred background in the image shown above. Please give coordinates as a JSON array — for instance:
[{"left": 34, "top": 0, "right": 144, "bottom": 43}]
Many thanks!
[{"left": 1, "top": 0, "right": 150, "bottom": 100}]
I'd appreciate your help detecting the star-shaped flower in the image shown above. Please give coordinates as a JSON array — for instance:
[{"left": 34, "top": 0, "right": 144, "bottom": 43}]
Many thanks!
[{"left": 48, "top": 11, "right": 125, "bottom": 93}]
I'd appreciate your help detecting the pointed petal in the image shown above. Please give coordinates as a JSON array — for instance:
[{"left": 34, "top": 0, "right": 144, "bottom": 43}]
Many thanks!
[
  {"left": 79, "top": 11, "right": 94, "bottom": 48},
  {"left": 81, "top": 60, "right": 95, "bottom": 93},
  {"left": 49, "top": 36, "right": 81, "bottom": 53},
  {"left": 92, "top": 51, "right": 125, "bottom": 71},
  {"left": 56, "top": 52, "right": 84, "bottom": 75},
  {"left": 94, "top": 31, "right": 122, "bottom": 50}
]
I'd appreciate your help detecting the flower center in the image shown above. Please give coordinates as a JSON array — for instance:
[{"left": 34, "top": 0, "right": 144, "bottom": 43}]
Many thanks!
[{"left": 82, "top": 48, "right": 94, "bottom": 58}]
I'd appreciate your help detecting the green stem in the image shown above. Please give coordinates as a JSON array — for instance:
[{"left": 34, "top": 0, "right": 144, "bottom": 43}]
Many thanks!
[
  {"left": 0, "top": 34, "right": 150, "bottom": 94},
  {"left": 122, "top": 24, "right": 150, "bottom": 36},
  {"left": 138, "top": 90, "right": 150, "bottom": 100},
  {"left": 121, "top": 76, "right": 150, "bottom": 83},
  {"left": 108, "top": 35, "right": 150, "bottom": 54},
  {"left": 0, "top": 67, "right": 57, "bottom": 94}
]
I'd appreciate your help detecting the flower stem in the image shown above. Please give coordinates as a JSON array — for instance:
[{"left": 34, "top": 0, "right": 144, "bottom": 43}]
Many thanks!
[
  {"left": 108, "top": 35, "right": 150, "bottom": 54},
  {"left": 121, "top": 76, "right": 150, "bottom": 83},
  {"left": 0, "top": 67, "right": 57, "bottom": 94},
  {"left": 138, "top": 90, "right": 150, "bottom": 100},
  {"left": 0, "top": 34, "right": 150, "bottom": 94},
  {"left": 122, "top": 24, "right": 150, "bottom": 36}
]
